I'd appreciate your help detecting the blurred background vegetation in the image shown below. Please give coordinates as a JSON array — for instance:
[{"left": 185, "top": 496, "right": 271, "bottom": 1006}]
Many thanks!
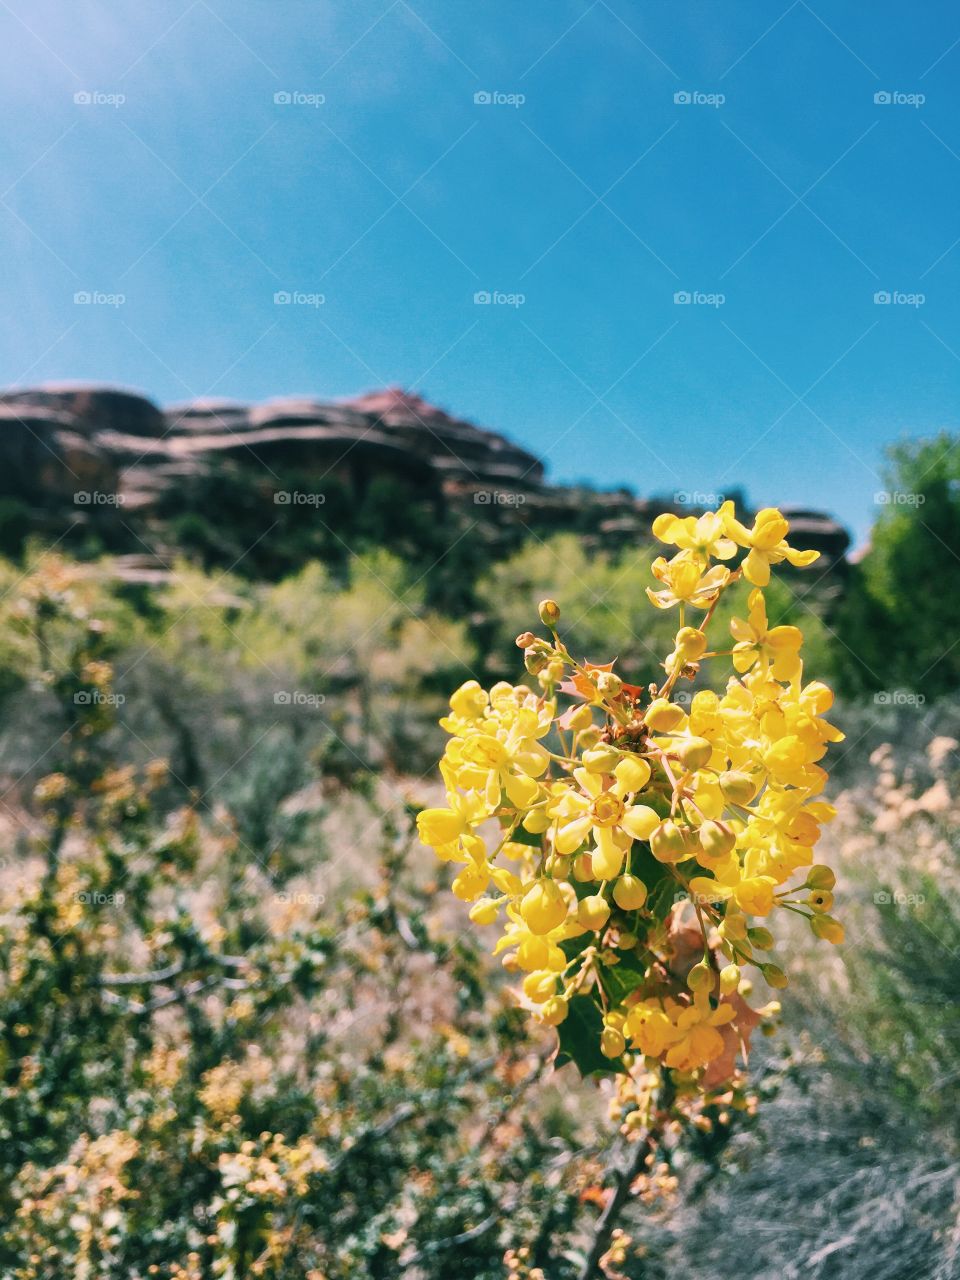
[{"left": 0, "top": 433, "right": 958, "bottom": 1278}]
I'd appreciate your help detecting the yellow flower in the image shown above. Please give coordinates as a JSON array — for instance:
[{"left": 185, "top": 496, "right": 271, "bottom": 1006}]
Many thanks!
[
  {"left": 647, "top": 554, "right": 731, "bottom": 610},
  {"left": 730, "top": 588, "right": 803, "bottom": 680},
  {"left": 625, "top": 992, "right": 736, "bottom": 1071},
  {"left": 661, "top": 992, "right": 737, "bottom": 1071},
  {"left": 548, "top": 768, "right": 659, "bottom": 879},
  {"left": 651, "top": 510, "right": 737, "bottom": 565},
  {"left": 721, "top": 502, "right": 820, "bottom": 586}
]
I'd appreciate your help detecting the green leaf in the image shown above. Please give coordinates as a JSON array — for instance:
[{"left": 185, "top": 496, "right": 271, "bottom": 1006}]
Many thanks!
[
  {"left": 507, "top": 824, "right": 543, "bottom": 849},
  {"left": 600, "top": 953, "right": 647, "bottom": 1006},
  {"left": 628, "top": 842, "right": 677, "bottom": 922},
  {"left": 555, "top": 994, "right": 623, "bottom": 1076}
]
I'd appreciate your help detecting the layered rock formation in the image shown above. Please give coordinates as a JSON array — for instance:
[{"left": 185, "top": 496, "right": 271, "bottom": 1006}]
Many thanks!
[{"left": 0, "top": 382, "right": 850, "bottom": 572}]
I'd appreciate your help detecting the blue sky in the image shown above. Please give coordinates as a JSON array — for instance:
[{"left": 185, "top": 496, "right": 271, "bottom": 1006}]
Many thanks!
[{"left": 2, "top": 1, "right": 959, "bottom": 545}]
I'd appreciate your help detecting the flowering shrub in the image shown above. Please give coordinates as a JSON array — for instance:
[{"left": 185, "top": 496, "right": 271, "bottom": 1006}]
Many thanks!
[{"left": 419, "top": 503, "right": 845, "bottom": 1093}]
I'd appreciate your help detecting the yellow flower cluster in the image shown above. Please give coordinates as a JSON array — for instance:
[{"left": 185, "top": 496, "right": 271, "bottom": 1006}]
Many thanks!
[{"left": 418, "top": 503, "right": 844, "bottom": 1083}]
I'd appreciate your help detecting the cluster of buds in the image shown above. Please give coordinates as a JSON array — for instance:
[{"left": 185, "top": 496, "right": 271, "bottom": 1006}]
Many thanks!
[{"left": 418, "top": 503, "right": 844, "bottom": 1085}]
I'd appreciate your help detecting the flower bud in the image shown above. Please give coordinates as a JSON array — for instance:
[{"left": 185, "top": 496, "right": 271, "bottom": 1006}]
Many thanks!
[
  {"left": 578, "top": 728, "right": 601, "bottom": 749},
  {"left": 809, "top": 913, "right": 844, "bottom": 944},
  {"left": 515, "top": 631, "right": 537, "bottom": 649},
  {"left": 747, "top": 926, "right": 774, "bottom": 950},
  {"left": 614, "top": 756, "right": 651, "bottom": 793},
  {"left": 687, "top": 961, "right": 712, "bottom": 992},
  {"left": 761, "top": 962, "right": 789, "bottom": 989},
  {"left": 699, "top": 819, "right": 736, "bottom": 860},
  {"left": 567, "top": 704, "right": 594, "bottom": 732},
  {"left": 601, "top": 1026, "right": 626, "bottom": 1058},
  {"left": 522, "top": 809, "right": 552, "bottom": 834},
  {"left": 650, "top": 819, "right": 690, "bottom": 864},
  {"left": 719, "top": 770, "right": 759, "bottom": 806},
  {"left": 674, "top": 736, "right": 713, "bottom": 771},
  {"left": 596, "top": 671, "right": 623, "bottom": 698},
  {"left": 538, "top": 599, "right": 561, "bottom": 627},
  {"left": 805, "top": 865, "right": 836, "bottom": 891},
  {"left": 572, "top": 852, "right": 594, "bottom": 882},
  {"left": 582, "top": 745, "right": 620, "bottom": 773},
  {"left": 540, "top": 995, "right": 568, "bottom": 1026},
  {"left": 578, "top": 894, "right": 611, "bottom": 931},
  {"left": 469, "top": 898, "right": 500, "bottom": 926},
  {"left": 675, "top": 627, "right": 707, "bottom": 660},
  {"left": 520, "top": 880, "right": 568, "bottom": 935},
  {"left": 542, "top": 658, "right": 564, "bottom": 685},
  {"left": 719, "top": 963, "right": 741, "bottom": 995},
  {"left": 645, "top": 698, "right": 685, "bottom": 731},
  {"left": 545, "top": 854, "right": 572, "bottom": 880},
  {"left": 612, "top": 874, "right": 648, "bottom": 910},
  {"left": 719, "top": 913, "right": 748, "bottom": 941},
  {"left": 523, "top": 970, "right": 557, "bottom": 1003}
]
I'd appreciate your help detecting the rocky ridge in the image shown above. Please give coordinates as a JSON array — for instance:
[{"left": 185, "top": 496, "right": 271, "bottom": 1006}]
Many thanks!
[{"left": 0, "top": 383, "right": 850, "bottom": 573}]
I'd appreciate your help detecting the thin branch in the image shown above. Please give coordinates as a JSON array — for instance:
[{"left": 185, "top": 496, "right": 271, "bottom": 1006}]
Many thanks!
[{"left": 577, "top": 1130, "right": 654, "bottom": 1280}]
